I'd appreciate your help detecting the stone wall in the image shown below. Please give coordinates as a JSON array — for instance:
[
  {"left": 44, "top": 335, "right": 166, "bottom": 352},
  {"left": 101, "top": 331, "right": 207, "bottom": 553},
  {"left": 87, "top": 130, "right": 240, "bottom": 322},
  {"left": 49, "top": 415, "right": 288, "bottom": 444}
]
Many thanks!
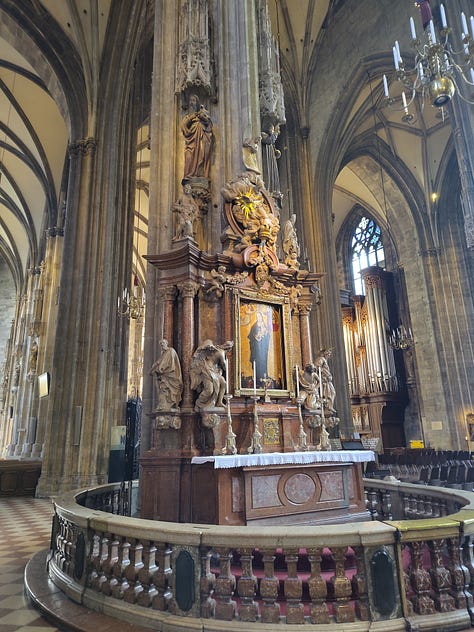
[{"left": 0, "top": 258, "right": 16, "bottom": 367}]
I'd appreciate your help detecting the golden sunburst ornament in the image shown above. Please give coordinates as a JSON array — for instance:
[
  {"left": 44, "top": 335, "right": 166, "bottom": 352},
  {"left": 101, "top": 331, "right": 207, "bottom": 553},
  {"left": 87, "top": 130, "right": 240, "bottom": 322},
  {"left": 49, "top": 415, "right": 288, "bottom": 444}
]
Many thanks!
[{"left": 235, "top": 189, "right": 258, "bottom": 219}]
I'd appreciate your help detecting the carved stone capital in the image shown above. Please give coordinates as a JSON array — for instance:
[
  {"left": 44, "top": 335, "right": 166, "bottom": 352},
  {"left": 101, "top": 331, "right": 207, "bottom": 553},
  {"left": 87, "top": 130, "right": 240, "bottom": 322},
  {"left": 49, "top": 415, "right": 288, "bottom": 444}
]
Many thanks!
[
  {"left": 68, "top": 137, "right": 97, "bottom": 157},
  {"left": 179, "top": 280, "right": 200, "bottom": 299},
  {"left": 158, "top": 286, "right": 178, "bottom": 302}
]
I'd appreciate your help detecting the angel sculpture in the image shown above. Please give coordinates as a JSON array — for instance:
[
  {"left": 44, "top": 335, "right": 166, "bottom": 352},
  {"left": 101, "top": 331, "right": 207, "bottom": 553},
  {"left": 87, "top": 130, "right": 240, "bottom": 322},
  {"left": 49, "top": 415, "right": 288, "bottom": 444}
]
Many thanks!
[
  {"left": 190, "top": 340, "right": 234, "bottom": 411},
  {"left": 298, "top": 363, "right": 321, "bottom": 411}
]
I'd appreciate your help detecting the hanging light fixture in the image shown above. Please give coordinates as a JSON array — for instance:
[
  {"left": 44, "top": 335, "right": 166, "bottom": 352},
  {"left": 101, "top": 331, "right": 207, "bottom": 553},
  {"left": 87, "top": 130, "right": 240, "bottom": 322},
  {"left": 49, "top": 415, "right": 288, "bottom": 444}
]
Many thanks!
[
  {"left": 368, "top": 73, "right": 415, "bottom": 352},
  {"left": 118, "top": 18, "right": 147, "bottom": 321},
  {"left": 384, "top": 1, "right": 474, "bottom": 113},
  {"left": 388, "top": 325, "right": 414, "bottom": 351}
]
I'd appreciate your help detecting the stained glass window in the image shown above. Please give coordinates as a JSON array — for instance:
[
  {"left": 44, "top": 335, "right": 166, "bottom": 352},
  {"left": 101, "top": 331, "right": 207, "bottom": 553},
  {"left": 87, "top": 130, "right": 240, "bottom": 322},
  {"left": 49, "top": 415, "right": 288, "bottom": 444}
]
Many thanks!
[{"left": 351, "top": 216, "right": 385, "bottom": 294}]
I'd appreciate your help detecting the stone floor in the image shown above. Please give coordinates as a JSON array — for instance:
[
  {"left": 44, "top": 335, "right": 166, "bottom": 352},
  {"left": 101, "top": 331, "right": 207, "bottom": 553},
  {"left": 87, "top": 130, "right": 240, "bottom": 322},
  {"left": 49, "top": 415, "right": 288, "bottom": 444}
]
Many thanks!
[
  {"left": 0, "top": 496, "right": 58, "bottom": 631},
  {"left": 0, "top": 496, "right": 149, "bottom": 632}
]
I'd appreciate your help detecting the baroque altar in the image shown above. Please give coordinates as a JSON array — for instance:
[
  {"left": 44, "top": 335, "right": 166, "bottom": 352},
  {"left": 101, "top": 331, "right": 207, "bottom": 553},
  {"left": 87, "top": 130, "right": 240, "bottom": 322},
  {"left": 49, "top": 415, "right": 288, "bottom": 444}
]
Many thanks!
[{"left": 139, "top": 163, "right": 371, "bottom": 524}]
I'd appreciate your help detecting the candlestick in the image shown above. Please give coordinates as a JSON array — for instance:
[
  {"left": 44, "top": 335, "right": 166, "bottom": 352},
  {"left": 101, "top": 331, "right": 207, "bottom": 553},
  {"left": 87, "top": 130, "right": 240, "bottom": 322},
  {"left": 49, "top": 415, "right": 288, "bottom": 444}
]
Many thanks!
[
  {"left": 224, "top": 357, "right": 229, "bottom": 393},
  {"left": 402, "top": 91, "right": 408, "bottom": 114},
  {"left": 440, "top": 4, "right": 447, "bottom": 29},
  {"left": 383, "top": 74, "right": 389, "bottom": 98},
  {"left": 410, "top": 16, "right": 416, "bottom": 40},
  {"left": 319, "top": 366, "right": 323, "bottom": 400},
  {"left": 253, "top": 360, "right": 257, "bottom": 394},
  {"left": 295, "top": 365, "right": 299, "bottom": 396},
  {"left": 392, "top": 46, "right": 399, "bottom": 70},
  {"left": 429, "top": 19, "right": 436, "bottom": 44}
]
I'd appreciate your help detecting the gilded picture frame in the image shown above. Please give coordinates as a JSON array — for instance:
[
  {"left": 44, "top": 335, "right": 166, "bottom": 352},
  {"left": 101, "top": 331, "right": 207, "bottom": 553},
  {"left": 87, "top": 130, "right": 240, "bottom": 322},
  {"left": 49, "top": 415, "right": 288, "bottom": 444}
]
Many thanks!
[{"left": 234, "top": 289, "right": 293, "bottom": 397}]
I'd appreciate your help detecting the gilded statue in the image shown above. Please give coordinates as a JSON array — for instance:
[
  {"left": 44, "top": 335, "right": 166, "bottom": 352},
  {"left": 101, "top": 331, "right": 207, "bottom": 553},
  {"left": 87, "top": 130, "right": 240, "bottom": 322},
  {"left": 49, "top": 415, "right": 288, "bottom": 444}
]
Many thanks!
[
  {"left": 150, "top": 339, "right": 183, "bottom": 411},
  {"left": 190, "top": 340, "right": 233, "bottom": 411}
]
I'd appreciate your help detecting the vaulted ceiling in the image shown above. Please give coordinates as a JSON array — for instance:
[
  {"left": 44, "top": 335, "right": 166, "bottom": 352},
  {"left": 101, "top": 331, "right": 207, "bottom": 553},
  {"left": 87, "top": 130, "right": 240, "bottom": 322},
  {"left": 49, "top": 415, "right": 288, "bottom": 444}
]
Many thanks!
[{"left": 0, "top": 0, "right": 455, "bottom": 292}]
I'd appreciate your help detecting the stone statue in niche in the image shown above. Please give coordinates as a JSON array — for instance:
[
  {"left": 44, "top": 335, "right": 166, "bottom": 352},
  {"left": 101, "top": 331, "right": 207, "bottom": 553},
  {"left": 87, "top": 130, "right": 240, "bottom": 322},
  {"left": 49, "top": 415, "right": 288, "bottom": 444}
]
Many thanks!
[
  {"left": 190, "top": 339, "right": 234, "bottom": 411},
  {"left": 181, "top": 93, "right": 213, "bottom": 180},
  {"left": 282, "top": 213, "right": 300, "bottom": 269},
  {"left": 298, "top": 363, "right": 321, "bottom": 412},
  {"left": 27, "top": 339, "right": 38, "bottom": 374},
  {"left": 261, "top": 123, "right": 281, "bottom": 196},
  {"left": 150, "top": 339, "right": 183, "bottom": 411},
  {"left": 315, "top": 348, "right": 337, "bottom": 415},
  {"left": 242, "top": 136, "right": 261, "bottom": 173}
]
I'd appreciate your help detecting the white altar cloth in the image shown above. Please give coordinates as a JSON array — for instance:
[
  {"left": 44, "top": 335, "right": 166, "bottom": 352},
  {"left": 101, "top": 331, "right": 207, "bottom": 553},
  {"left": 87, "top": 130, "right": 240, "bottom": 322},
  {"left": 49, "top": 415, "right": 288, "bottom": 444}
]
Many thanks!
[{"left": 191, "top": 450, "right": 375, "bottom": 469}]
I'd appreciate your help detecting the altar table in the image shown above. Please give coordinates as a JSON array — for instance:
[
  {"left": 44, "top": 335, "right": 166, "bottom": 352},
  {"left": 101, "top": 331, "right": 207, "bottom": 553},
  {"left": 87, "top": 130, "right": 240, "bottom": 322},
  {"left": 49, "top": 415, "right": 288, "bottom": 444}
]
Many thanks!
[{"left": 190, "top": 450, "right": 374, "bottom": 526}]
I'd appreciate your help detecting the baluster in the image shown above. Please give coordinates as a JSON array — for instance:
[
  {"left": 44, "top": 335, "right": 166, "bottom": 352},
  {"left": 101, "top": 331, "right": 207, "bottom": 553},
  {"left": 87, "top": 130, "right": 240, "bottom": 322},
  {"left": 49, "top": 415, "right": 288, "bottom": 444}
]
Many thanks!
[
  {"left": 381, "top": 490, "right": 393, "bottom": 520},
  {"left": 428, "top": 539, "right": 455, "bottom": 611},
  {"left": 402, "top": 551, "right": 415, "bottom": 617},
  {"left": 200, "top": 547, "right": 216, "bottom": 618},
  {"left": 111, "top": 537, "right": 130, "bottom": 599},
  {"left": 63, "top": 521, "right": 73, "bottom": 574},
  {"left": 236, "top": 548, "right": 258, "bottom": 621},
  {"left": 330, "top": 546, "right": 355, "bottom": 623},
  {"left": 123, "top": 538, "right": 144, "bottom": 603},
  {"left": 101, "top": 534, "right": 119, "bottom": 595},
  {"left": 87, "top": 532, "right": 101, "bottom": 589},
  {"left": 308, "top": 547, "right": 330, "bottom": 624},
  {"left": 461, "top": 535, "right": 474, "bottom": 623},
  {"left": 410, "top": 541, "right": 435, "bottom": 614},
  {"left": 260, "top": 550, "right": 281, "bottom": 623},
  {"left": 462, "top": 535, "right": 474, "bottom": 595},
  {"left": 416, "top": 495, "right": 425, "bottom": 518},
  {"left": 53, "top": 516, "right": 65, "bottom": 568},
  {"left": 447, "top": 536, "right": 472, "bottom": 609},
  {"left": 152, "top": 542, "right": 172, "bottom": 611},
  {"left": 422, "top": 495, "right": 432, "bottom": 519},
  {"left": 137, "top": 541, "right": 158, "bottom": 607},
  {"left": 351, "top": 545, "right": 369, "bottom": 620},
  {"left": 409, "top": 495, "right": 418, "bottom": 519},
  {"left": 366, "top": 489, "right": 379, "bottom": 520},
  {"left": 283, "top": 549, "right": 304, "bottom": 624},
  {"left": 402, "top": 493, "right": 411, "bottom": 518},
  {"left": 92, "top": 532, "right": 109, "bottom": 592},
  {"left": 213, "top": 548, "right": 236, "bottom": 620},
  {"left": 431, "top": 497, "right": 441, "bottom": 518}
]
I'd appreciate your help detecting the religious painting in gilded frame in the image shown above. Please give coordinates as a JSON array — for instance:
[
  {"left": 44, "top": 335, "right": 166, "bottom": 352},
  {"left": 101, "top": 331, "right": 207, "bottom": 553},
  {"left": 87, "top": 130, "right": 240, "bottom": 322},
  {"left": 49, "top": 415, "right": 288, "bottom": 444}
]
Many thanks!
[{"left": 234, "top": 290, "right": 292, "bottom": 397}]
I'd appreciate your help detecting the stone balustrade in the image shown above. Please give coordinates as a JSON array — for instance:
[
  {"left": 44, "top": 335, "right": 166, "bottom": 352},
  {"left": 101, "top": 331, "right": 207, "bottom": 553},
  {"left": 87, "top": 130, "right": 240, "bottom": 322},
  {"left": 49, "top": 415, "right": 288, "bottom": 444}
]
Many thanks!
[{"left": 46, "top": 479, "right": 474, "bottom": 631}]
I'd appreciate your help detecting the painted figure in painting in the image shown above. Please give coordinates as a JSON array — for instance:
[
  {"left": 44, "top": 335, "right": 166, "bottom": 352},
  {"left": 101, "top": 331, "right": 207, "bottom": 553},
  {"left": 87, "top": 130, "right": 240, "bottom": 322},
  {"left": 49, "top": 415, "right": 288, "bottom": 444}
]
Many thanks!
[
  {"left": 150, "top": 339, "right": 183, "bottom": 411},
  {"left": 248, "top": 310, "right": 270, "bottom": 384}
]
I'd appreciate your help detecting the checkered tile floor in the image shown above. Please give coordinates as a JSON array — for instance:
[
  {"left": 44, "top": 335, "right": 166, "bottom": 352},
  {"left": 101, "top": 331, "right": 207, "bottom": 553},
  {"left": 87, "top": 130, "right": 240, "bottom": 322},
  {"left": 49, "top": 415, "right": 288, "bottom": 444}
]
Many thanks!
[{"left": 0, "top": 496, "right": 58, "bottom": 631}]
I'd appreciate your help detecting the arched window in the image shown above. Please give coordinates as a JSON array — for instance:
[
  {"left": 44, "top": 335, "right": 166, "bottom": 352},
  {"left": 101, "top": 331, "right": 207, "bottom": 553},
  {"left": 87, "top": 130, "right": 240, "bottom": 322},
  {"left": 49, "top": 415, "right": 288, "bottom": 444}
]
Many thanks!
[{"left": 351, "top": 216, "right": 385, "bottom": 294}]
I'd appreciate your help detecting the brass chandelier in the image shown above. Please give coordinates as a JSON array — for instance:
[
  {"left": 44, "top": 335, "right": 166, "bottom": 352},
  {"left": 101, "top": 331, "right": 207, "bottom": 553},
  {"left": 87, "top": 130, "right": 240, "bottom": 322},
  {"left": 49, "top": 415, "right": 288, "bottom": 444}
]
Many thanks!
[{"left": 384, "top": 1, "right": 474, "bottom": 114}]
